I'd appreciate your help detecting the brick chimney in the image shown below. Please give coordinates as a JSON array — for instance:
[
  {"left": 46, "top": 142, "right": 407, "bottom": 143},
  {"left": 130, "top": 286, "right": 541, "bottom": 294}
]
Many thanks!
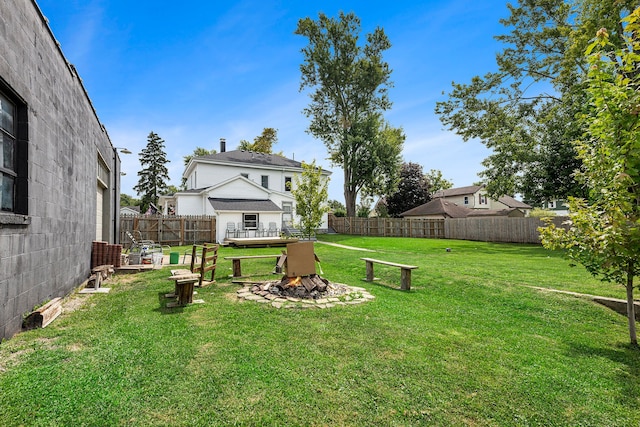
[{"left": 220, "top": 138, "right": 226, "bottom": 153}]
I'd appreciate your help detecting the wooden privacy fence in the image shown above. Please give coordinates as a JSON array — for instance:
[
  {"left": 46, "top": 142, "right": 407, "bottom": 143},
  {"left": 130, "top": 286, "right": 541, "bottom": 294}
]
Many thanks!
[
  {"left": 330, "top": 216, "right": 445, "bottom": 239},
  {"left": 120, "top": 215, "right": 216, "bottom": 246},
  {"left": 329, "top": 215, "right": 569, "bottom": 244}
]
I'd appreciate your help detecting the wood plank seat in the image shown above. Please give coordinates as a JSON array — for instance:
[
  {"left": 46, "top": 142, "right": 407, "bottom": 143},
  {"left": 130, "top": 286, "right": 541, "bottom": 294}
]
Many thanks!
[
  {"left": 223, "top": 254, "right": 284, "bottom": 277},
  {"left": 166, "top": 270, "right": 200, "bottom": 307},
  {"left": 360, "top": 257, "right": 419, "bottom": 291}
]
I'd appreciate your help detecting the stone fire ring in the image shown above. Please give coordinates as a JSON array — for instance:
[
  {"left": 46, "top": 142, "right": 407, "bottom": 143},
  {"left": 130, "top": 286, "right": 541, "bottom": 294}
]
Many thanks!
[{"left": 236, "top": 284, "right": 375, "bottom": 309}]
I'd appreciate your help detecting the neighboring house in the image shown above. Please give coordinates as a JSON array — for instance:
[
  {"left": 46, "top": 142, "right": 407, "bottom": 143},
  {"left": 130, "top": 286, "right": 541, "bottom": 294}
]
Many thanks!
[
  {"left": 400, "top": 198, "right": 525, "bottom": 219},
  {"left": 538, "top": 199, "right": 569, "bottom": 216},
  {"left": 120, "top": 206, "right": 141, "bottom": 216},
  {"left": 433, "top": 185, "right": 532, "bottom": 215},
  {"left": 400, "top": 199, "right": 471, "bottom": 219},
  {"left": 1, "top": 2, "right": 121, "bottom": 340},
  {"left": 159, "top": 141, "right": 331, "bottom": 243}
]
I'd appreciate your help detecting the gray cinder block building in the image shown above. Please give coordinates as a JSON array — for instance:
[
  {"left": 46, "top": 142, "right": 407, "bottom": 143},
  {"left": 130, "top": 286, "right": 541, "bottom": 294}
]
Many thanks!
[{"left": 0, "top": 0, "right": 121, "bottom": 340}]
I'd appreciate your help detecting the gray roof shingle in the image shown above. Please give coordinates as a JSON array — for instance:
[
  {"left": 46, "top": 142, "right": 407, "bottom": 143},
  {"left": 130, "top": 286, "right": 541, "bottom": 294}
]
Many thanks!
[
  {"left": 401, "top": 199, "right": 471, "bottom": 218},
  {"left": 197, "top": 150, "right": 303, "bottom": 168}
]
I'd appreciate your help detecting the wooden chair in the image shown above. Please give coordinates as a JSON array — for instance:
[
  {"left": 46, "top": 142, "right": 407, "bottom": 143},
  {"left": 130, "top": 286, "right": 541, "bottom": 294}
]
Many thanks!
[{"left": 190, "top": 243, "right": 218, "bottom": 286}]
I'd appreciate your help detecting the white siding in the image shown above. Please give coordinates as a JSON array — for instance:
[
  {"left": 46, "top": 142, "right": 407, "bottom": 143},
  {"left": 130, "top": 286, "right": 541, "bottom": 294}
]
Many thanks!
[{"left": 187, "top": 163, "right": 298, "bottom": 193}]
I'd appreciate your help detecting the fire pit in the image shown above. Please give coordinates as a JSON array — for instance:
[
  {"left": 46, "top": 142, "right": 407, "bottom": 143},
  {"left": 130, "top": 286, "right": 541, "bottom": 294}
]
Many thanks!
[{"left": 236, "top": 242, "right": 374, "bottom": 308}]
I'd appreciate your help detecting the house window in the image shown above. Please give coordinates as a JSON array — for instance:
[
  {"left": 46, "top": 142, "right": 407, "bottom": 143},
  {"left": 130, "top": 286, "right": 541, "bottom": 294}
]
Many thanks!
[
  {"left": 285, "top": 176, "right": 292, "bottom": 192},
  {"left": 0, "top": 85, "right": 27, "bottom": 216},
  {"left": 463, "top": 196, "right": 469, "bottom": 205},
  {"left": 261, "top": 175, "right": 269, "bottom": 188},
  {"left": 241, "top": 173, "right": 249, "bottom": 179},
  {"left": 479, "top": 194, "right": 487, "bottom": 205},
  {"left": 243, "top": 213, "right": 258, "bottom": 230}
]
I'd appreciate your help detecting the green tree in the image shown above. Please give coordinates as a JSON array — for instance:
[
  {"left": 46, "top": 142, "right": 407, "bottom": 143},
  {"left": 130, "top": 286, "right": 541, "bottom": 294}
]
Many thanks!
[
  {"left": 386, "top": 162, "right": 431, "bottom": 218},
  {"left": 435, "top": 0, "right": 634, "bottom": 204},
  {"left": 120, "top": 193, "right": 140, "bottom": 208},
  {"left": 328, "top": 199, "right": 346, "bottom": 217},
  {"left": 296, "top": 12, "right": 403, "bottom": 217},
  {"left": 183, "top": 147, "right": 216, "bottom": 166},
  {"left": 540, "top": 15, "right": 640, "bottom": 346},
  {"left": 238, "top": 128, "right": 279, "bottom": 153},
  {"left": 356, "top": 196, "right": 373, "bottom": 218},
  {"left": 292, "top": 160, "right": 329, "bottom": 239},
  {"left": 134, "top": 131, "right": 170, "bottom": 214},
  {"left": 424, "top": 169, "right": 453, "bottom": 194}
]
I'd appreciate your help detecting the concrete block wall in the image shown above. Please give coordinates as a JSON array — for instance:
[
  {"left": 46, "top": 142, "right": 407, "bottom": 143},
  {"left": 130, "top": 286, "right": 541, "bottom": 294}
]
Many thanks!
[{"left": 0, "top": 0, "right": 119, "bottom": 340}]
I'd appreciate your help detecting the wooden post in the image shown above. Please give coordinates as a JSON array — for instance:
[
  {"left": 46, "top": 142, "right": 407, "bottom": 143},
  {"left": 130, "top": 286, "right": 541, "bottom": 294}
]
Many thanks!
[
  {"left": 232, "top": 259, "right": 242, "bottom": 277},
  {"left": 177, "top": 280, "right": 195, "bottom": 305},
  {"left": 400, "top": 268, "right": 412, "bottom": 291},
  {"left": 365, "top": 260, "right": 374, "bottom": 281}
]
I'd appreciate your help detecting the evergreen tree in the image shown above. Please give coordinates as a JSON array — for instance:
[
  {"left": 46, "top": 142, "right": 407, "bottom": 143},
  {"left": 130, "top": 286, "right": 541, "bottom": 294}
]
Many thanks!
[{"left": 134, "top": 131, "right": 170, "bottom": 214}]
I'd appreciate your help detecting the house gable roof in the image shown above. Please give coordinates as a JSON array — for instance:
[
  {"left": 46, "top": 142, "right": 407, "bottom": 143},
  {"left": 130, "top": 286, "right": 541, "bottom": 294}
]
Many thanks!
[
  {"left": 433, "top": 185, "right": 484, "bottom": 198},
  {"left": 497, "top": 195, "right": 532, "bottom": 209},
  {"left": 188, "top": 150, "right": 331, "bottom": 175},
  {"left": 401, "top": 198, "right": 471, "bottom": 218},
  {"left": 172, "top": 175, "right": 279, "bottom": 197},
  {"left": 208, "top": 198, "right": 282, "bottom": 212}
]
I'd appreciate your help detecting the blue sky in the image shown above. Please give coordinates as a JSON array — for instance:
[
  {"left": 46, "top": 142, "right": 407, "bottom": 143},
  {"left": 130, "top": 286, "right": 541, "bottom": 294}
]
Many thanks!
[{"left": 35, "top": 0, "right": 510, "bottom": 203}]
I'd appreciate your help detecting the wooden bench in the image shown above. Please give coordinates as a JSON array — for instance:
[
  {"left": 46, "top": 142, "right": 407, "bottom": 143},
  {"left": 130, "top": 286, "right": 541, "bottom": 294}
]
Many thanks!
[
  {"left": 223, "top": 254, "right": 283, "bottom": 278},
  {"left": 361, "top": 258, "right": 419, "bottom": 291},
  {"left": 166, "top": 270, "right": 200, "bottom": 307}
]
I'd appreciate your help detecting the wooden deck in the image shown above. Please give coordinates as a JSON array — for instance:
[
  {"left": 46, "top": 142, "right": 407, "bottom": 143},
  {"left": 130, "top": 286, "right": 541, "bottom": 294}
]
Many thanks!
[{"left": 224, "top": 236, "right": 299, "bottom": 248}]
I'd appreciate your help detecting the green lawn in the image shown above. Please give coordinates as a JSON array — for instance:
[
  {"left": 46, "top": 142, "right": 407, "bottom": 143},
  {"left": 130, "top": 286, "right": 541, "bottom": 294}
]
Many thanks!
[{"left": 1, "top": 236, "right": 638, "bottom": 426}]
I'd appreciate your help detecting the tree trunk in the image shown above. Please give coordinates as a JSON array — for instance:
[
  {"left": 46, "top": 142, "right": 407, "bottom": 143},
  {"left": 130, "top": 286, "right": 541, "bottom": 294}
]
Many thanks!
[
  {"left": 344, "top": 168, "right": 357, "bottom": 218},
  {"left": 626, "top": 263, "right": 637, "bottom": 347}
]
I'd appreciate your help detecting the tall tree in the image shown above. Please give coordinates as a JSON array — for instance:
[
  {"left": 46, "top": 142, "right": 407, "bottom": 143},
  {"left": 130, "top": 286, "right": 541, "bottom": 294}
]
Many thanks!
[
  {"left": 540, "top": 14, "right": 640, "bottom": 346},
  {"left": 435, "top": 0, "right": 635, "bottom": 204},
  {"left": 134, "top": 131, "right": 170, "bottom": 214},
  {"left": 238, "top": 127, "right": 279, "bottom": 153},
  {"left": 292, "top": 160, "right": 329, "bottom": 239},
  {"left": 386, "top": 162, "right": 431, "bottom": 217},
  {"left": 296, "top": 12, "right": 403, "bottom": 217}
]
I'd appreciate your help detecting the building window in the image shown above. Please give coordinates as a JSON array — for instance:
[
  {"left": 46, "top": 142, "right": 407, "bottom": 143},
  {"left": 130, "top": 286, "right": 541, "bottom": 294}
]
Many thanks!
[
  {"left": 241, "top": 173, "right": 249, "bottom": 179},
  {"left": 463, "top": 196, "right": 469, "bottom": 205},
  {"left": 479, "top": 194, "right": 487, "bottom": 205},
  {"left": 243, "top": 213, "right": 258, "bottom": 230},
  {"left": 261, "top": 175, "right": 269, "bottom": 188},
  {"left": 0, "top": 85, "right": 27, "bottom": 216},
  {"left": 285, "top": 176, "right": 292, "bottom": 191}
]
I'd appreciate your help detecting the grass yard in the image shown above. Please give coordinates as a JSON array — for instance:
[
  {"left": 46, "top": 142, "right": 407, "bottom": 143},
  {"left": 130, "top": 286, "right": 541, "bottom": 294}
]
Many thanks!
[{"left": 0, "top": 236, "right": 638, "bottom": 426}]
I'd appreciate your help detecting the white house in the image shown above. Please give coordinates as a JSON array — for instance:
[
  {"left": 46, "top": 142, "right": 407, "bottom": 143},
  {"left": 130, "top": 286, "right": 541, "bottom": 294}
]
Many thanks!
[
  {"left": 433, "top": 185, "right": 532, "bottom": 215},
  {"left": 159, "top": 141, "right": 331, "bottom": 243}
]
